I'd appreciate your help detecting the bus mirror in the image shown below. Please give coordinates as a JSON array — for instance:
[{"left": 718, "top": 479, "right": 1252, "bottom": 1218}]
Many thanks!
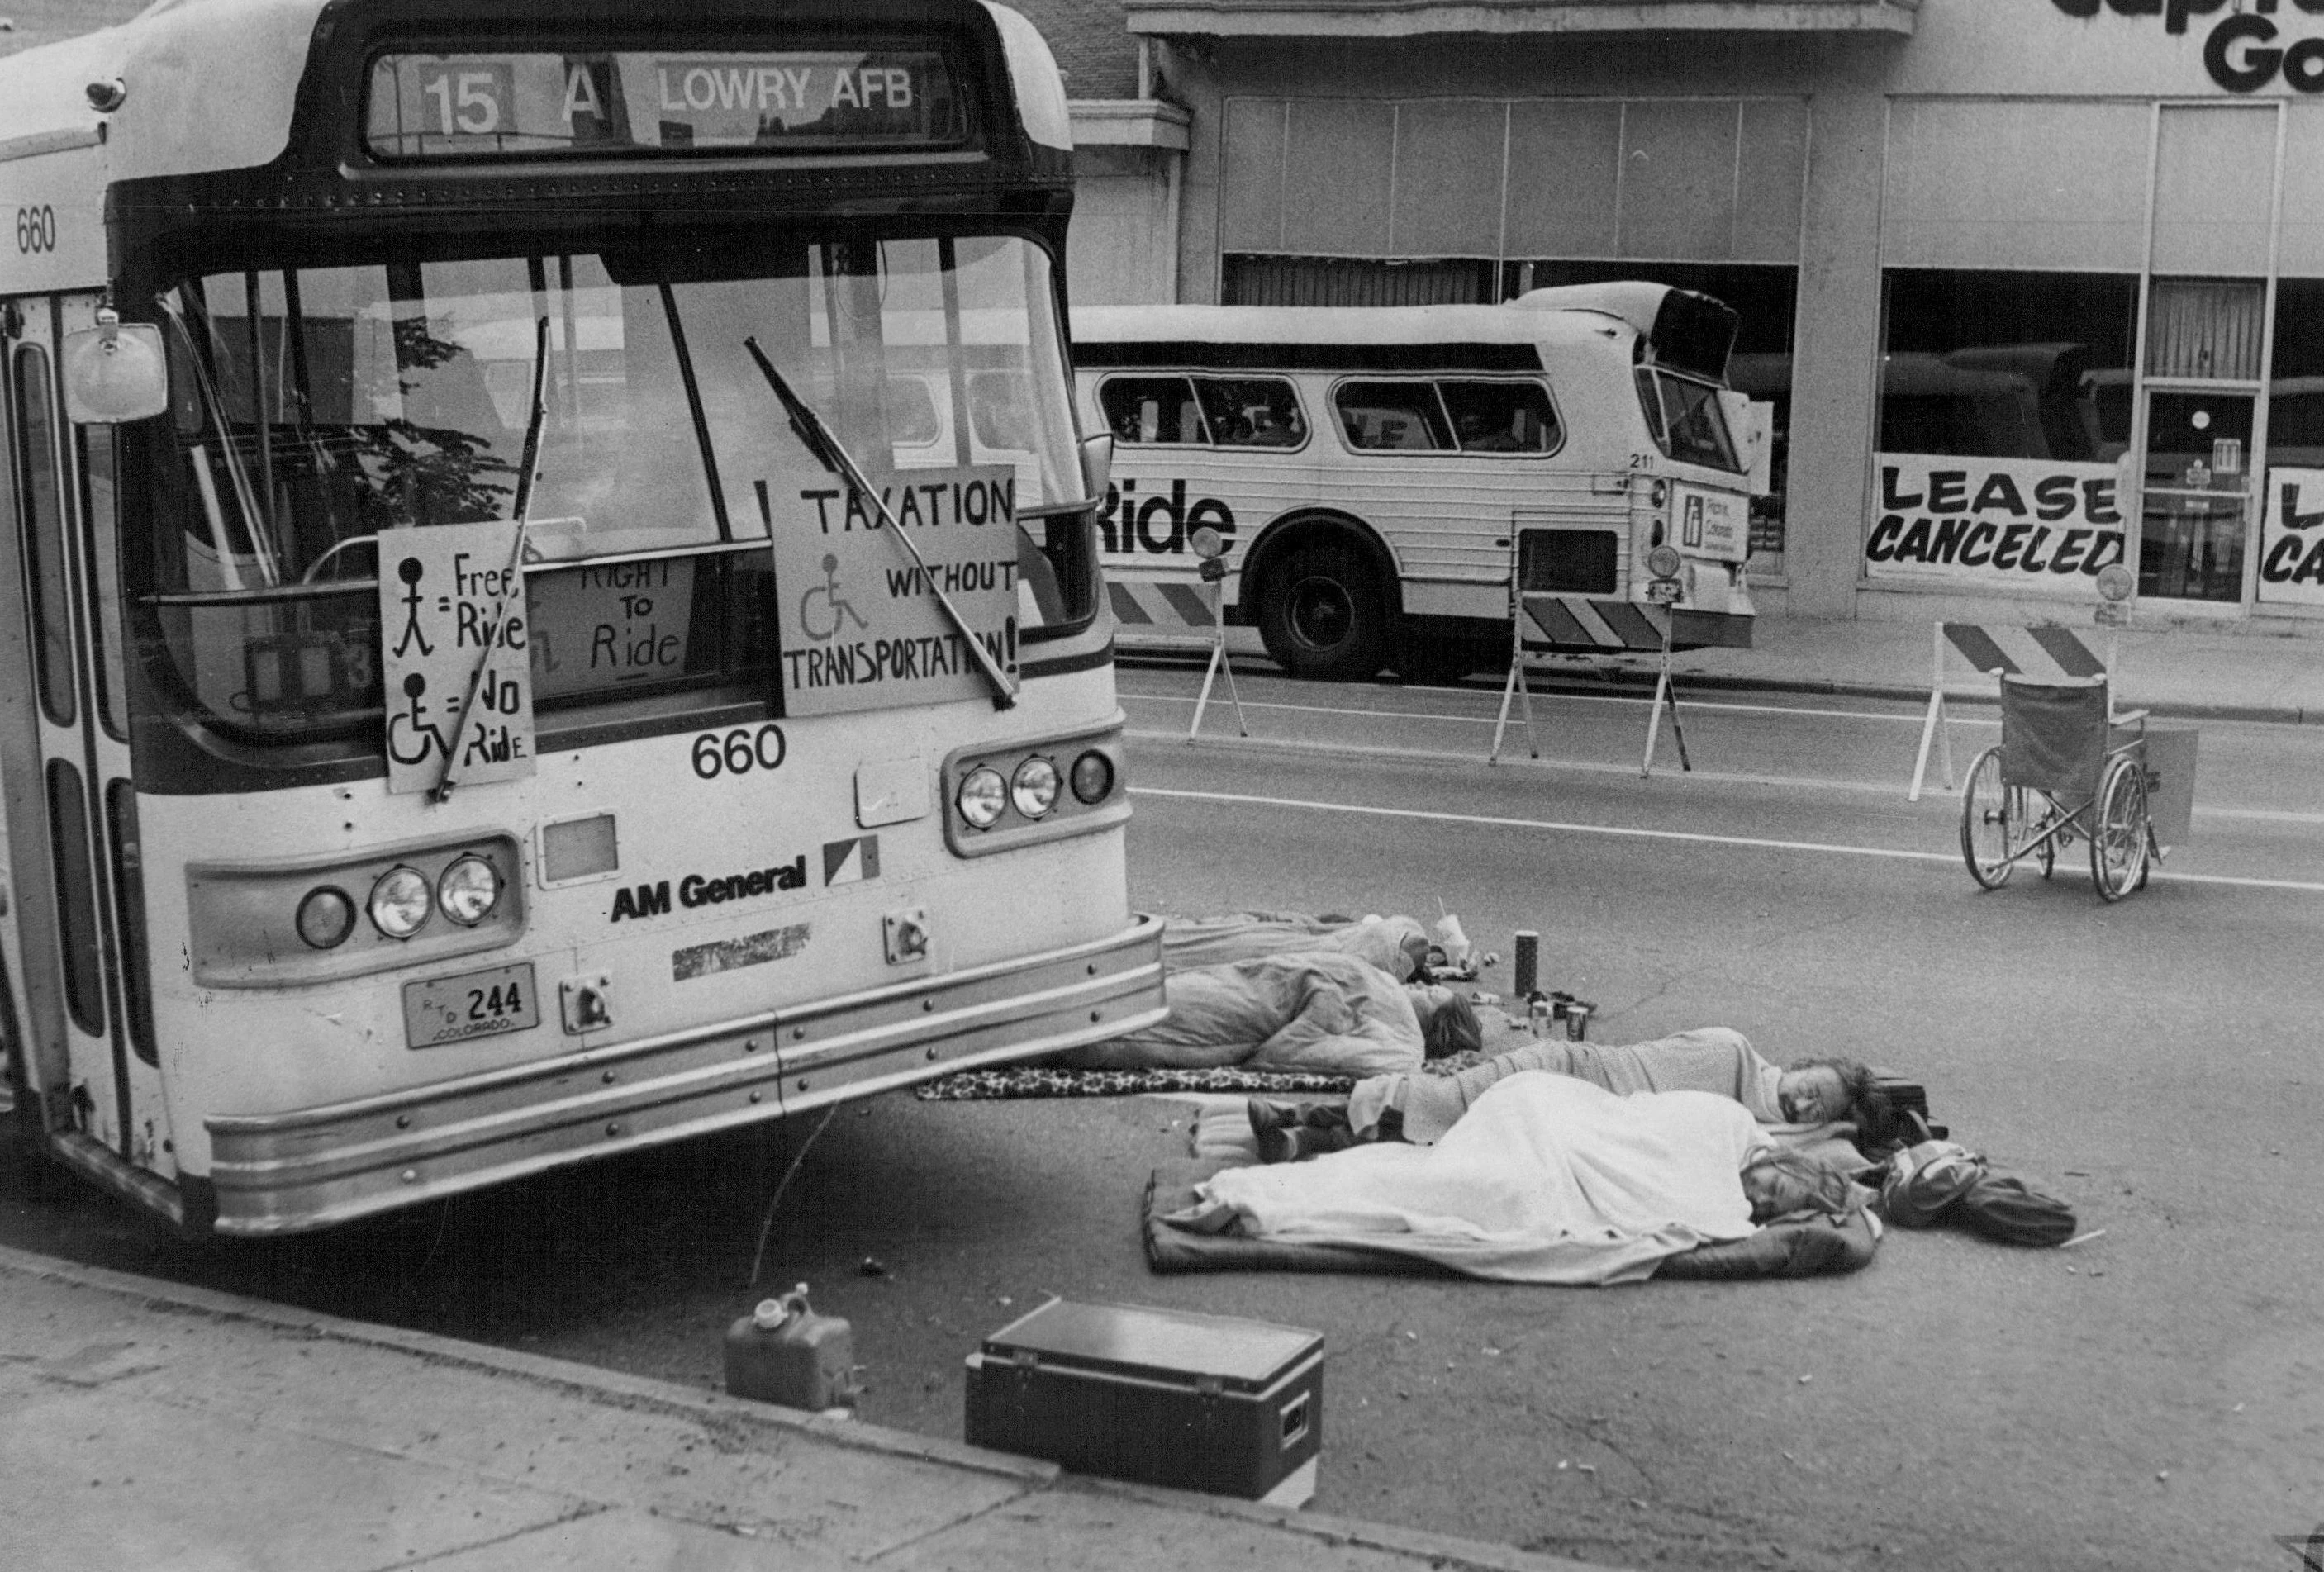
[
  {"left": 63, "top": 317, "right": 169, "bottom": 424},
  {"left": 1079, "top": 432, "right": 1114, "bottom": 502}
]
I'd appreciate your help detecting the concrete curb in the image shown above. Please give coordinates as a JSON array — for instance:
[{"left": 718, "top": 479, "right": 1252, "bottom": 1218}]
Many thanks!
[
  {"left": 0, "top": 1242, "right": 1053, "bottom": 1480},
  {"left": 0, "top": 1243, "right": 1628, "bottom": 1572}
]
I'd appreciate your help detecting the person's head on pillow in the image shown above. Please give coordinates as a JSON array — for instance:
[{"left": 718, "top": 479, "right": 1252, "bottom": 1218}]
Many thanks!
[
  {"left": 1776, "top": 1057, "right": 1894, "bottom": 1141},
  {"left": 1408, "top": 984, "right": 1483, "bottom": 1061},
  {"left": 1740, "top": 1147, "right": 1865, "bottom": 1224}
]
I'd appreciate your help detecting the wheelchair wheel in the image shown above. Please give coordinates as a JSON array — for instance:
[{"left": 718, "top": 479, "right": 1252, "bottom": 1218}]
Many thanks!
[
  {"left": 2030, "top": 791, "right": 2056, "bottom": 879},
  {"left": 2091, "top": 753, "right": 2151, "bottom": 902},
  {"left": 1960, "top": 745, "right": 2015, "bottom": 889}
]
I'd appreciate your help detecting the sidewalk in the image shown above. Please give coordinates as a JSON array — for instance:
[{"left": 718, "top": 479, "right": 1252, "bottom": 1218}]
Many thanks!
[
  {"left": 0, "top": 1244, "right": 1621, "bottom": 1572},
  {"left": 1559, "top": 611, "right": 2324, "bottom": 724}
]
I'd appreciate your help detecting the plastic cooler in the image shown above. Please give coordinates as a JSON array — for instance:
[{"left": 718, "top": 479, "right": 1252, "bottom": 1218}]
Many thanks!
[{"left": 963, "top": 1299, "right": 1324, "bottom": 1505}]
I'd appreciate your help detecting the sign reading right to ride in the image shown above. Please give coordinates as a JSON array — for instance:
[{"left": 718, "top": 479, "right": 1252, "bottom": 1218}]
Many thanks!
[{"left": 768, "top": 465, "right": 1021, "bottom": 716}]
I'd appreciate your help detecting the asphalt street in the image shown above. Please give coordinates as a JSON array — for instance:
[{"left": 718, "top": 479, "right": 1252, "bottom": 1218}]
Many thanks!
[{"left": 4, "top": 664, "right": 2321, "bottom": 1572}]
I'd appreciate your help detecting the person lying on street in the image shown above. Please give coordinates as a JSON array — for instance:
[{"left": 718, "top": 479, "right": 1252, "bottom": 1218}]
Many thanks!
[
  {"left": 1058, "top": 952, "right": 1484, "bottom": 1076},
  {"left": 1162, "top": 1073, "right": 1871, "bottom": 1285},
  {"left": 1157, "top": 910, "right": 1433, "bottom": 981},
  {"left": 1247, "top": 1026, "right": 1894, "bottom": 1159}
]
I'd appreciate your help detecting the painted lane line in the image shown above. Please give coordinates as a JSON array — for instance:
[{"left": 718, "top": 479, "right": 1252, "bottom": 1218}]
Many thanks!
[
  {"left": 1128, "top": 729, "right": 2324, "bottom": 824},
  {"left": 1119, "top": 685, "right": 1956, "bottom": 730},
  {"left": 1129, "top": 786, "right": 2324, "bottom": 893}
]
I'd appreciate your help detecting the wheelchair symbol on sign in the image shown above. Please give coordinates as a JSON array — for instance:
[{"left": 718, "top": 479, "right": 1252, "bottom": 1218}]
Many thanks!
[{"left": 799, "top": 553, "right": 871, "bottom": 642}]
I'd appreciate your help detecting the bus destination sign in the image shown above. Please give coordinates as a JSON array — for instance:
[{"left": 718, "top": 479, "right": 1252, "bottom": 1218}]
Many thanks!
[{"left": 366, "top": 50, "right": 962, "bottom": 159}]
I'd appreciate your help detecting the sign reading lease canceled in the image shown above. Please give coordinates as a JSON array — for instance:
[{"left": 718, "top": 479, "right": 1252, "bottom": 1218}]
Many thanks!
[
  {"left": 1864, "top": 454, "right": 2128, "bottom": 587},
  {"left": 768, "top": 464, "right": 1021, "bottom": 716}
]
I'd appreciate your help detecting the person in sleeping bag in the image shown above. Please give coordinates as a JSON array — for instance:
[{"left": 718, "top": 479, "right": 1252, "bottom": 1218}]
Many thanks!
[
  {"left": 1057, "top": 952, "right": 1483, "bottom": 1077},
  {"left": 1163, "top": 1073, "right": 1864, "bottom": 1285},
  {"left": 1248, "top": 1026, "right": 1894, "bottom": 1160}
]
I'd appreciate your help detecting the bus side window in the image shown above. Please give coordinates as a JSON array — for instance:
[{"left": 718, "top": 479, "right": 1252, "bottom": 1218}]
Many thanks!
[
  {"left": 1439, "top": 381, "right": 1560, "bottom": 454},
  {"left": 1098, "top": 376, "right": 1205, "bottom": 444},
  {"left": 1333, "top": 382, "right": 1452, "bottom": 451},
  {"left": 1194, "top": 378, "right": 1304, "bottom": 448}
]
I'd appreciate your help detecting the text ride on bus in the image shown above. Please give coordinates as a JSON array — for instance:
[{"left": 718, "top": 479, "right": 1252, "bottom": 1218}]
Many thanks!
[
  {"left": 1074, "top": 284, "right": 1767, "bottom": 682},
  {"left": 0, "top": 0, "right": 1165, "bottom": 1236}
]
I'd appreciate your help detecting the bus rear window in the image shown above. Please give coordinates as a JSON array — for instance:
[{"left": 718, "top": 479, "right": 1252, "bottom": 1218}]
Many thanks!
[{"left": 1637, "top": 368, "right": 1741, "bottom": 472}]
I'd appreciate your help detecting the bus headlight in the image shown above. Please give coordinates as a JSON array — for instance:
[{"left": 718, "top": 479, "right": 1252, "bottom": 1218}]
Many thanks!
[
  {"left": 368, "top": 866, "right": 433, "bottom": 939},
  {"left": 1010, "top": 757, "right": 1061, "bottom": 819},
  {"left": 436, "top": 854, "right": 502, "bottom": 927},
  {"left": 957, "top": 767, "right": 1008, "bottom": 829},
  {"left": 1070, "top": 749, "right": 1115, "bottom": 805},
  {"left": 295, "top": 886, "right": 356, "bottom": 950}
]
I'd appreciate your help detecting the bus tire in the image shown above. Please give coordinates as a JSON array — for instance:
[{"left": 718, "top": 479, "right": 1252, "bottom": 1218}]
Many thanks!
[{"left": 1257, "top": 544, "right": 1390, "bottom": 681}]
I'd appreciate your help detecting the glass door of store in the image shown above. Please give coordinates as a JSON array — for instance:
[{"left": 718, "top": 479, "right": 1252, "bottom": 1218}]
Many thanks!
[{"left": 2138, "top": 387, "right": 2254, "bottom": 602}]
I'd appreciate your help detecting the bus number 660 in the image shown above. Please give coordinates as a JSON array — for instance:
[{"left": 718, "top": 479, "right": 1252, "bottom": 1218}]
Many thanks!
[
  {"left": 691, "top": 723, "right": 787, "bottom": 780},
  {"left": 14, "top": 206, "right": 57, "bottom": 255}
]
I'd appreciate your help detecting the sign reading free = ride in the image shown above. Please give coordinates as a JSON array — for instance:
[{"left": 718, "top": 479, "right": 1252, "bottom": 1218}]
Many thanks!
[
  {"left": 378, "top": 518, "right": 537, "bottom": 795},
  {"left": 769, "top": 464, "right": 1020, "bottom": 716}
]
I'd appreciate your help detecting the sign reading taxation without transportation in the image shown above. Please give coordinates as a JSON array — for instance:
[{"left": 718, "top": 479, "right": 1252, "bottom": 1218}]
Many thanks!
[
  {"left": 378, "top": 520, "right": 536, "bottom": 794},
  {"left": 770, "top": 464, "right": 1020, "bottom": 716},
  {"left": 1865, "top": 454, "right": 2127, "bottom": 588}
]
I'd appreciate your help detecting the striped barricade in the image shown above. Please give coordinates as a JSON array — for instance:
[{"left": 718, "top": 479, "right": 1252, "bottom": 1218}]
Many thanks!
[
  {"left": 1493, "top": 591, "right": 1691, "bottom": 776},
  {"left": 1108, "top": 576, "right": 1217, "bottom": 640},
  {"left": 1515, "top": 593, "right": 1672, "bottom": 654},
  {"left": 1908, "top": 620, "right": 2113, "bottom": 800}
]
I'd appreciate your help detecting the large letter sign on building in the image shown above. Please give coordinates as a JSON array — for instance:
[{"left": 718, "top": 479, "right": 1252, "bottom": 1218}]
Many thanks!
[
  {"left": 770, "top": 464, "right": 1022, "bottom": 716},
  {"left": 2260, "top": 468, "right": 2324, "bottom": 605},
  {"left": 1865, "top": 455, "right": 2127, "bottom": 584}
]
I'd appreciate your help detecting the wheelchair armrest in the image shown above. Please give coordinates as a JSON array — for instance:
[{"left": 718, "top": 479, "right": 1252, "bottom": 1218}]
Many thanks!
[{"left": 2111, "top": 707, "right": 2150, "bottom": 727}]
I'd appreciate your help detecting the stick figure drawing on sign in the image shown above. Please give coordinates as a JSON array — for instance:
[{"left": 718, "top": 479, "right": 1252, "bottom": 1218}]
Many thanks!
[
  {"left": 799, "top": 552, "right": 871, "bottom": 641},
  {"left": 392, "top": 555, "right": 434, "bottom": 659},
  {"left": 387, "top": 672, "right": 453, "bottom": 766}
]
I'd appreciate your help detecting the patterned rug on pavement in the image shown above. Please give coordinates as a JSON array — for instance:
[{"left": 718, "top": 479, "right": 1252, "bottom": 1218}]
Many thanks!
[{"left": 911, "top": 1048, "right": 1506, "bottom": 1101}]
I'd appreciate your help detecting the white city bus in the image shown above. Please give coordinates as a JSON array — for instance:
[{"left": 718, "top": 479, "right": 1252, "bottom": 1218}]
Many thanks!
[
  {"left": 0, "top": 0, "right": 1163, "bottom": 1234},
  {"left": 1074, "top": 286, "right": 1765, "bottom": 681}
]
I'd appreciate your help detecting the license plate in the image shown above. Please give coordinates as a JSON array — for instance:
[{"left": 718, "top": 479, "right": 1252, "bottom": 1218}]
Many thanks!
[{"left": 402, "top": 962, "right": 540, "bottom": 1048}]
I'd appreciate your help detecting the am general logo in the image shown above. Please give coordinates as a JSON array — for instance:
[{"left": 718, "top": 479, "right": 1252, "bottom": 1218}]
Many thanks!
[{"left": 2051, "top": 0, "right": 2324, "bottom": 93}]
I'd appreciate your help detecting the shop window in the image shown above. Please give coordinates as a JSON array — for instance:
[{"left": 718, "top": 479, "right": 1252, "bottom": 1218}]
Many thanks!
[
  {"left": 1878, "top": 269, "right": 2138, "bottom": 463},
  {"left": 2268, "top": 279, "right": 2324, "bottom": 473},
  {"left": 1191, "top": 378, "right": 1305, "bottom": 449},
  {"left": 1439, "top": 382, "right": 1559, "bottom": 454},
  {"left": 1098, "top": 376, "right": 1206, "bottom": 444},
  {"left": 1333, "top": 382, "right": 1451, "bottom": 451},
  {"left": 1222, "top": 255, "right": 1494, "bottom": 307}
]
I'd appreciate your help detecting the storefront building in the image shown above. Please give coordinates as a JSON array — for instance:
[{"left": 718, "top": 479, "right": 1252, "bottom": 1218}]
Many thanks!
[{"left": 1033, "top": 0, "right": 2324, "bottom": 631}]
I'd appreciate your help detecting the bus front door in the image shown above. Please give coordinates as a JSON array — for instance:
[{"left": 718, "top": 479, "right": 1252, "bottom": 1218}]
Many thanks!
[{"left": 1, "top": 295, "right": 166, "bottom": 1207}]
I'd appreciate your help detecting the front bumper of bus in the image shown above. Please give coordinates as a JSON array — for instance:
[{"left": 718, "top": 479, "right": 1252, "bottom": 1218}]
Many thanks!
[{"left": 201, "top": 915, "right": 1167, "bottom": 1236}]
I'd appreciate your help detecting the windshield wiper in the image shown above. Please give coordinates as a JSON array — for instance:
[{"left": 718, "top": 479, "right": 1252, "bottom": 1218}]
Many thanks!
[
  {"left": 431, "top": 315, "right": 550, "bottom": 803},
  {"left": 742, "top": 336, "right": 1018, "bottom": 710}
]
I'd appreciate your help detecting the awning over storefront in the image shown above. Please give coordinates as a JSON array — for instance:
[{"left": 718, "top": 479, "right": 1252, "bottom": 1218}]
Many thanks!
[{"left": 1123, "top": 0, "right": 1917, "bottom": 38}]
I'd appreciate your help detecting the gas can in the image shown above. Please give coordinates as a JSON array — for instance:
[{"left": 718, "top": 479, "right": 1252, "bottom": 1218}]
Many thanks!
[{"left": 725, "top": 1284, "right": 859, "bottom": 1412}]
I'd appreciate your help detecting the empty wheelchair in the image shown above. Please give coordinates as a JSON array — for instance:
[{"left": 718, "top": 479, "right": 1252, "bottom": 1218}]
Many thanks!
[{"left": 1959, "top": 675, "right": 2161, "bottom": 902}]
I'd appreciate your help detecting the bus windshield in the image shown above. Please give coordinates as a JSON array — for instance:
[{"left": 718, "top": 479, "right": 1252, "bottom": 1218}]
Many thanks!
[{"left": 145, "top": 234, "right": 1092, "bottom": 739}]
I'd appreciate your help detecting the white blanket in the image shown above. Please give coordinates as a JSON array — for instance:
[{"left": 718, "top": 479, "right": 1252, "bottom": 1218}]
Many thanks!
[{"left": 1200, "top": 1074, "right": 1765, "bottom": 1284}]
